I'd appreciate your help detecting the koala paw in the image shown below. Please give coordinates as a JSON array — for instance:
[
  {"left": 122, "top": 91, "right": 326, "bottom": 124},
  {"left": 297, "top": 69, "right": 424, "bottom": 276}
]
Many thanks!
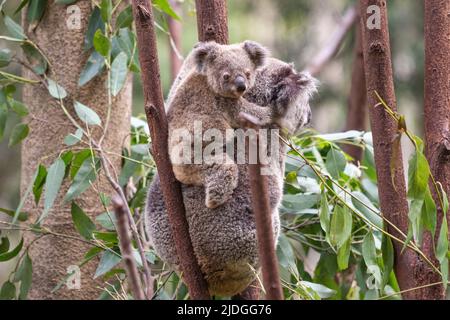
[{"left": 205, "top": 186, "right": 232, "bottom": 209}]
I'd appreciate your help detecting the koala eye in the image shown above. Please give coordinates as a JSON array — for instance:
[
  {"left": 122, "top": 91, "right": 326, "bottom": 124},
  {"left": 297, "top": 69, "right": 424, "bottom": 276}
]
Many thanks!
[
  {"left": 223, "top": 73, "right": 231, "bottom": 81},
  {"left": 245, "top": 70, "right": 251, "bottom": 79}
]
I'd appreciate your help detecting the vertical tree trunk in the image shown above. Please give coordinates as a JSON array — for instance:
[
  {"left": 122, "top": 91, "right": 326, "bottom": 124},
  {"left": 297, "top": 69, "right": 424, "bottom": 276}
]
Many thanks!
[
  {"left": 422, "top": 0, "right": 450, "bottom": 300},
  {"left": 131, "top": 0, "right": 210, "bottom": 300},
  {"left": 359, "top": 0, "right": 424, "bottom": 299},
  {"left": 343, "top": 21, "right": 367, "bottom": 162},
  {"left": 168, "top": 0, "right": 183, "bottom": 81},
  {"left": 21, "top": 1, "right": 132, "bottom": 299},
  {"left": 195, "top": 0, "right": 228, "bottom": 44}
]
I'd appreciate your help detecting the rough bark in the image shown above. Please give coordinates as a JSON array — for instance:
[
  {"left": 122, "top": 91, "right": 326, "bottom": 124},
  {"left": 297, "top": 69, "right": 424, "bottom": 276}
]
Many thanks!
[
  {"left": 21, "top": 1, "right": 132, "bottom": 299},
  {"left": 359, "top": 0, "right": 425, "bottom": 299},
  {"left": 343, "top": 21, "right": 367, "bottom": 162},
  {"left": 422, "top": 0, "right": 450, "bottom": 300},
  {"left": 195, "top": 0, "right": 228, "bottom": 44},
  {"left": 168, "top": 0, "right": 183, "bottom": 82},
  {"left": 131, "top": 0, "right": 210, "bottom": 300}
]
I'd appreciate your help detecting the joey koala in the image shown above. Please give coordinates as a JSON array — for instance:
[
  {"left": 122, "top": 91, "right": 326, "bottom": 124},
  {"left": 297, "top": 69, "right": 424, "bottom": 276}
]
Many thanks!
[
  {"left": 167, "top": 41, "right": 274, "bottom": 209},
  {"left": 146, "top": 53, "right": 317, "bottom": 296}
]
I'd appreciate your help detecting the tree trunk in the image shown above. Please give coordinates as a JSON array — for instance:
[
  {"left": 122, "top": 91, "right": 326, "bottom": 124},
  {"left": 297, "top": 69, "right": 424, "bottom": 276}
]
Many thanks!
[
  {"left": 195, "top": 0, "right": 228, "bottom": 44},
  {"left": 21, "top": 1, "right": 132, "bottom": 299},
  {"left": 422, "top": 0, "right": 450, "bottom": 300},
  {"left": 359, "top": 0, "right": 424, "bottom": 299},
  {"left": 131, "top": 0, "right": 210, "bottom": 300},
  {"left": 343, "top": 21, "right": 367, "bottom": 162},
  {"left": 168, "top": 0, "right": 183, "bottom": 82}
]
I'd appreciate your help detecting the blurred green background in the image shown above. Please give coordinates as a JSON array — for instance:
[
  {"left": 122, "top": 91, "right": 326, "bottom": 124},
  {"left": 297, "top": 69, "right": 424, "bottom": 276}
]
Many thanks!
[{"left": 0, "top": 0, "right": 425, "bottom": 211}]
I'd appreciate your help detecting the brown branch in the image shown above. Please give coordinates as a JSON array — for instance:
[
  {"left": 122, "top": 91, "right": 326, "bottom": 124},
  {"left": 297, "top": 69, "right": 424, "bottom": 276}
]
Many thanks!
[
  {"left": 94, "top": 141, "right": 154, "bottom": 299},
  {"left": 421, "top": 0, "right": 450, "bottom": 300},
  {"left": 195, "top": 0, "right": 229, "bottom": 44},
  {"left": 240, "top": 112, "right": 284, "bottom": 300},
  {"left": 131, "top": 0, "right": 210, "bottom": 300},
  {"left": 112, "top": 195, "right": 145, "bottom": 300},
  {"left": 306, "top": 6, "right": 358, "bottom": 77},
  {"left": 359, "top": 0, "right": 433, "bottom": 299},
  {"left": 343, "top": 14, "right": 367, "bottom": 162}
]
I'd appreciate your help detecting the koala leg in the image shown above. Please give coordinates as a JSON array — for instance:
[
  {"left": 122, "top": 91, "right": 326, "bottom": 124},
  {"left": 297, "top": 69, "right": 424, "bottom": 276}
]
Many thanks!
[{"left": 203, "top": 154, "right": 238, "bottom": 209}]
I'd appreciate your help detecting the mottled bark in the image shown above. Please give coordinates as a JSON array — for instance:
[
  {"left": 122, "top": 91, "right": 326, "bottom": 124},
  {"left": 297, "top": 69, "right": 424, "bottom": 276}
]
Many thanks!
[
  {"left": 131, "top": 0, "right": 210, "bottom": 300},
  {"left": 343, "top": 22, "right": 367, "bottom": 162},
  {"left": 195, "top": 0, "right": 228, "bottom": 44},
  {"left": 168, "top": 0, "right": 183, "bottom": 82},
  {"left": 21, "top": 1, "right": 132, "bottom": 299},
  {"left": 359, "top": 0, "right": 425, "bottom": 299},
  {"left": 422, "top": 0, "right": 450, "bottom": 300}
]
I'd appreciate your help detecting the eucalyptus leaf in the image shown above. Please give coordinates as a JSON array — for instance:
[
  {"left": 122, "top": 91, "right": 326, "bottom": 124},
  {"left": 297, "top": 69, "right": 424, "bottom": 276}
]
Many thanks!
[
  {"left": 329, "top": 205, "right": 352, "bottom": 248},
  {"left": 71, "top": 202, "right": 96, "bottom": 240},
  {"left": 8, "top": 123, "right": 29, "bottom": 147},
  {"left": 78, "top": 51, "right": 105, "bottom": 86},
  {"left": 94, "top": 250, "right": 121, "bottom": 278},
  {"left": 110, "top": 52, "right": 128, "bottom": 96},
  {"left": 0, "top": 238, "right": 23, "bottom": 262},
  {"left": 13, "top": 253, "right": 32, "bottom": 299},
  {"left": 4, "top": 16, "right": 26, "bottom": 40},
  {"left": 32, "top": 164, "right": 47, "bottom": 205},
  {"left": 0, "top": 49, "right": 11, "bottom": 67},
  {"left": 85, "top": 7, "right": 105, "bottom": 50},
  {"left": 116, "top": 5, "right": 133, "bottom": 29},
  {"left": 93, "top": 29, "right": 110, "bottom": 57},
  {"left": 100, "top": 0, "right": 112, "bottom": 23},
  {"left": 64, "top": 128, "right": 83, "bottom": 146},
  {"left": 38, "top": 158, "right": 66, "bottom": 223},
  {"left": 64, "top": 157, "right": 100, "bottom": 202},
  {"left": 74, "top": 101, "right": 101, "bottom": 126},
  {"left": 47, "top": 79, "right": 67, "bottom": 99},
  {"left": 325, "top": 148, "right": 346, "bottom": 179},
  {"left": 0, "top": 281, "right": 16, "bottom": 300}
]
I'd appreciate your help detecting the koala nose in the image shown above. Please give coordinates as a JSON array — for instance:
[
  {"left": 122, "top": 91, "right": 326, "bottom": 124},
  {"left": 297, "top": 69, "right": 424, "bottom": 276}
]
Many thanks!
[{"left": 234, "top": 76, "right": 247, "bottom": 93}]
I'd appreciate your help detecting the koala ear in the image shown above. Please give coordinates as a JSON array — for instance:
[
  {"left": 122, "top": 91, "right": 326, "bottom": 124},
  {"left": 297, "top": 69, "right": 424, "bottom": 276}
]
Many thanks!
[
  {"left": 242, "top": 40, "right": 268, "bottom": 68},
  {"left": 273, "top": 70, "right": 318, "bottom": 112},
  {"left": 193, "top": 42, "right": 219, "bottom": 73}
]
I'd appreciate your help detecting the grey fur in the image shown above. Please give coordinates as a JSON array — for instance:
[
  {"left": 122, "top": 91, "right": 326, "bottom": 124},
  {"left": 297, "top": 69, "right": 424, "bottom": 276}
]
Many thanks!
[{"left": 146, "top": 49, "right": 317, "bottom": 296}]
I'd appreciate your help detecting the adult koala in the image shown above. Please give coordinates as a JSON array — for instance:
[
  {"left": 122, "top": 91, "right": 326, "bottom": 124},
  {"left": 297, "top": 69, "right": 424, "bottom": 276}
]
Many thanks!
[{"left": 145, "top": 45, "right": 317, "bottom": 297}]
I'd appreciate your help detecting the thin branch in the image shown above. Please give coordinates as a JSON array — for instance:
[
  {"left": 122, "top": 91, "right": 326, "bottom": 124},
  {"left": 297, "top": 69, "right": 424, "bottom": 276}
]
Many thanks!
[
  {"left": 305, "top": 6, "right": 358, "bottom": 76},
  {"left": 112, "top": 195, "right": 145, "bottom": 300}
]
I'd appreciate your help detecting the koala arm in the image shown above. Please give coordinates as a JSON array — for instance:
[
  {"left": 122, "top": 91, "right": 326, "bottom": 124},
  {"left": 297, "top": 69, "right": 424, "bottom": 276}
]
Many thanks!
[{"left": 239, "top": 101, "right": 275, "bottom": 127}]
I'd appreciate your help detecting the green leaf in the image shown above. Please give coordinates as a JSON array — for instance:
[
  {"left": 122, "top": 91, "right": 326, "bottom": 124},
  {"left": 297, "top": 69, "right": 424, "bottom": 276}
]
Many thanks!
[
  {"left": 436, "top": 216, "right": 448, "bottom": 263},
  {"left": 0, "top": 208, "right": 28, "bottom": 222},
  {"left": 38, "top": 158, "right": 66, "bottom": 223},
  {"left": 0, "top": 102, "right": 8, "bottom": 140},
  {"left": 116, "top": 5, "right": 133, "bottom": 29},
  {"left": 0, "top": 281, "right": 16, "bottom": 300},
  {"left": 351, "top": 191, "right": 383, "bottom": 229},
  {"left": 21, "top": 42, "right": 47, "bottom": 75},
  {"left": 64, "top": 128, "right": 83, "bottom": 146},
  {"left": 64, "top": 157, "right": 100, "bottom": 202},
  {"left": 100, "top": 0, "right": 112, "bottom": 22},
  {"left": 381, "top": 235, "right": 394, "bottom": 286},
  {"left": 329, "top": 205, "right": 352, "bottom": 248},
  {"left": 78, "top": 51, "right": 105, "bottom": 86},
  {"left": 93, "top": 29, "right": 110, "bottom": 57},
  {"left": 70, "top": 149, "right": 92, "bottom": 179},
  {"left": 95, "top": 212, "right": 116, "bottom": 231},
  {"left": 0, "top": 238, "right": 23, "bottom": 262},
  {"left": 71, "top": 202, "right": 96, "bottom": 240},
  {"left": 9, "top": 99, "right": 28, "bottom": 116},
  {"left": 94, "top": 250, "right": 121, "bottom": 278},
  {"left": 337, "top": 238, "right": 351, "bottom": 270},
  {"left": 27, "top": 0, "right": 47, "bottom": 24},
  {"left": 74, "top": 101, "right": 101, "bottom": 126},
  {"left": 281, "top": 194, "right": 319, "bottom": 213},
  {"left": 47, "top": 79, "right": 67, "bottom": 99},
  {"left": 110, "top": 52, "right": 128, "bottom": 96},
  {"left": 0, "top": 48, "right": 11, "bottom": 67},
  {"left": 362, "top": 233, "right": 383, "bottom": 289},
  {"left": 84, "top": 7, "right": 105, "bottom": 50},
  {"left": 325, "top": 148, "right": 346, "bottom": 179},
  {"left": 319, "top": 192, "right": 330, "bottom": 234},
  {"left": 8, "top": 123, "right": 29, "bottom": 147},
  {"left": 4, "top": 16, "right": 26, "bottom": 40},
  {"left": 421, "top": 188, "right": 437, "bottom": 236},
  {"left": 300, "top": 281, "right": 336, "bottom": 299},
  {"left": 276, "top": 234, "right": 298, "bottom": 278},
  {"left": 32, "top": 164, "right": 47, "bottom": 205},
  {"left": 0, "top": 237, "right": 10, "bottom": 254},
  {"left": 13, "top": 253, "right": 32, "bottom": 299},
  {"left": 153, "top": 0, "right": 181, "bottom": 20},
  {"left": 14, "top": 0, "right": 30, "bottom": 14}
]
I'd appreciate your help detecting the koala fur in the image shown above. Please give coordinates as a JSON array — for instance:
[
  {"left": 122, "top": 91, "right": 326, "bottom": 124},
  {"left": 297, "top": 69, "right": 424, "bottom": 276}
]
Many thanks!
[
  {"left": 146, "top": 54, "right": 317, "bottom": 297},
  {"left": 167, "top": 40, "right": 275, "bottom": 209}
]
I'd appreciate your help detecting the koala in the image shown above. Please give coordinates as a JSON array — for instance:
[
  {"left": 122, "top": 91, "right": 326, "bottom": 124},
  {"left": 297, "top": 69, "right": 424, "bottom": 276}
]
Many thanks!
[
  {"left": 167, "top": 41, "right": 275, "bottom": 209},
  {"left": 145, "top": 54, "right": 317, "bottom": 297}
]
